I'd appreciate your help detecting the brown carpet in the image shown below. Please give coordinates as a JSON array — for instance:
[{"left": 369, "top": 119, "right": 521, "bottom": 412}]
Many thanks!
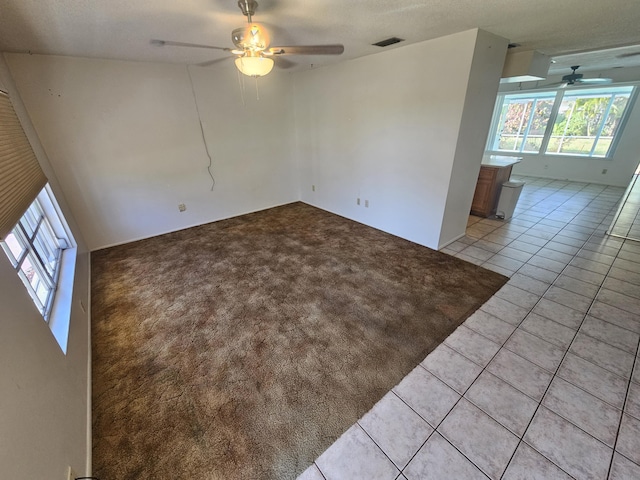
[{"left": 91, "top": 202, "right": 507, "bottom": 479}]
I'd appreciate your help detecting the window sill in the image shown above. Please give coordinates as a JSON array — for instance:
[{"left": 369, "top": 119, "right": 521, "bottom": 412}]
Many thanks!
[
  {"left": 47, "top": 246, "right": 77, "bottom": 354},
  {"left": 485, "top": 151, "right": 614, "bottom": 161}
]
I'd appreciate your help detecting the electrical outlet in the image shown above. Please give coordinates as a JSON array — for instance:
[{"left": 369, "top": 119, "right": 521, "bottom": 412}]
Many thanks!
[
  {"left": 312, "top": 185, "right": 315, "bottom": 192},
  {"left": 357, "top": 198, "right": 360, "bottom": 205},
  {"left": 178, "top": 203, "right": 186, "bottom": 212},
  {"left": 67, "top": 466, "right": 77, "bottom": 480},
  {"left": 365, "top": 200, "right": 369, "bottom": 208},
  {"left": 602, "top": 168, "right": 608, "bottom": 174},
  {"left": 544, "top": 164, "right": 549, "bottom": 170}
]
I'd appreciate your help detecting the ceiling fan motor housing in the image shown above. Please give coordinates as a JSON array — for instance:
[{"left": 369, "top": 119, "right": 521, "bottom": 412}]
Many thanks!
[
  {"left": 232, "top": 23, "right": 270, "bottom": 52},
  {"left": 562, "top": 72, "right": 583, "bottom": 82}
]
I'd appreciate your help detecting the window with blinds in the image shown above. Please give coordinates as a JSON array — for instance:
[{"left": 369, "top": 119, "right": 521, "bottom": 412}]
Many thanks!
[
  {"left": 0, "top": 89, "right": 73, "bottom": 328},
  {"left": 0, "top": 90, "right": 47, "bottom": 240}
]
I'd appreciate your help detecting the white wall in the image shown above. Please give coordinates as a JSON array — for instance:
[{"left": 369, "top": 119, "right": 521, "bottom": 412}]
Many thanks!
[
  {"left": 439, "top": 30, "right": 509, "bottom": 247},
  {"left": 293, "top": 29, "right": 507, "bottom": 249},
  {"left": 5, "top": 54, "right": 298, "bottom": 250},
  {"left": 0, "top": 55, "right": 90, "bottom": 479},
  {"left": 499, "top": 66, "right": 640, "bottom": 187},
  {"left": 0, "top": 28, "right": 506, "bottom": 478}
]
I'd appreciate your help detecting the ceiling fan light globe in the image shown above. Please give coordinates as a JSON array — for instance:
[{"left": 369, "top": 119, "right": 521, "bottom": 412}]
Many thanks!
[
  {"left": 235, "top": 56, "right": 274, "bottom": 77},
  {"left": 232, "top": 23, "right": 270, "bottom": 51}
]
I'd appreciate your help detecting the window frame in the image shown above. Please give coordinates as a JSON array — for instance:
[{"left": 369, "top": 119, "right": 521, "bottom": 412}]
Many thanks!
[
  {"left": 1, "top": 185, "right": 77, "bottom": 354},
  {"left": 1, "top": 188, "right": 70, "bottom": 322},
  {"left": 486, "top": 83, "right": 638, "bottom": 160},
  {"left": 3, "top": 207, "right": 61, "bottom": 320}
]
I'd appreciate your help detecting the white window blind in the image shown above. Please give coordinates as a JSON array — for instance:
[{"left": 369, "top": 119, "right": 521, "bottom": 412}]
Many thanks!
[{"left": 0, "top": 90, "right": 47, "bottom": 240}]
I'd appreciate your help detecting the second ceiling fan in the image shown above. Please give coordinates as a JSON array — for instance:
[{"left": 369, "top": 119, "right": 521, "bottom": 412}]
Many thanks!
[
  {"left": 152, "top": 0, "right": 344, "bottom": 77},
  {"left": 559, "top": 65, "right": 612, "bottom": 87}
]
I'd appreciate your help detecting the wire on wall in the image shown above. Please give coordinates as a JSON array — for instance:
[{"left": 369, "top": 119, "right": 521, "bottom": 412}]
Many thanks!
[{"left": 186, "top": 65, "right": 216, "bottom": 191}]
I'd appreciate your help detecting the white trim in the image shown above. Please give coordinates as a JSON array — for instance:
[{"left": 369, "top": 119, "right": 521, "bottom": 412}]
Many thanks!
[
  {"left": 35, "top": 186, "right": 77, "bottom": 353},
  {"left": 85, "top": 251, "right": 93, "bottom": 476},
  {"left": 92, "top": 200, "right": 297, "bottom": 251},
  {"left": 47, "top": 246, "right": 76, "bottom": 353}
]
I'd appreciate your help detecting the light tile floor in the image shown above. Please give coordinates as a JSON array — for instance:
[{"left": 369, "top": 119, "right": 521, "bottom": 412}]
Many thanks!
[
  {"left": 608, "top": 170, "right": 640, "bottom": 242},
  {"left": 299, "top": 176, "right": 640, "bottom": 480}
]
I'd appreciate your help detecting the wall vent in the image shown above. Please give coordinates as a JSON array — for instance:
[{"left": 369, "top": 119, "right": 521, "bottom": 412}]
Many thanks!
[{"left": 372, "top": 37, "right": 404, "bottom": 47}]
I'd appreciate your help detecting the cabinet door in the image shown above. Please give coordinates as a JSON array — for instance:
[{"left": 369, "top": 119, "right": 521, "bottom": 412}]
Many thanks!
[{"left": 471, "top": 168, "right": 496, "bottom": 216}]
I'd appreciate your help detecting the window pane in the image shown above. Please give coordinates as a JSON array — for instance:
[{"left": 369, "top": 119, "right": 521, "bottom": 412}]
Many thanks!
[
  {"left": 523, "top": 98, "right": 553, "bottom": 153},
  {"left": 21, "top": 201, "right": 43, "bottom": 238},
  {"left": 1, "top": 229, "right": 26, "bottom": 265},
  {"left": 547, "top": 87, "right": 633, "bottom": 157},
  {"left": 492, "top": 93, "right": 554, "bottom": 153},
  {"left": 593, "top": 94, "right": 631, "bottom": 157},
  {"left": 33, "top": 218, "right": 60, "bottom": 277},
  {"left": 19, "top": 253, "right": 52, "bottom": 309},
  {"left": 496, "top": 99, "right": 531, "bottom": 151},
  {"left": 0, "top": 187, "right": 73, "bottom": 323}
]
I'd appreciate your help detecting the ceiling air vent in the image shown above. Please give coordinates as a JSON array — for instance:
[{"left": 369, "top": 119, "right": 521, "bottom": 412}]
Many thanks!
[{"left": 372, "top": 37, "right": 404, "bottom": 47}]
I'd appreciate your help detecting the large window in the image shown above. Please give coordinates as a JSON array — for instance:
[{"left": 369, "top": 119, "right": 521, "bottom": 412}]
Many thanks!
[
  {"left": 488, "top": 85, "right": 636, "bottom": 158},
  {"left": 1, "top": 188, "right": 69, "bottom": 321}
]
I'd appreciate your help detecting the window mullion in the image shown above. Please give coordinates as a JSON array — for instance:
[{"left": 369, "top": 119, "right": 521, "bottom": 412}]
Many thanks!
[
  {"left": 20, "top": 272, "right": 46, "bottom": 314},
  {"left": 29, "top": 215, "right": 44, "bottom": 244},
  {"left": 520, "top": 99, "right": 537, "bottom": 153},
  {"left": 541, "top": 90, "right": 564, "bottom": 154},
  {"left": 590, "top": 94, "right": 615, "bottom": 156},
  {"left": 12, "top": 226, "right": 30, "bottom": 272},
  {"left": 30, "top": 251, "right": 55, "bottom": 289},
  {"left": 26, "top": 216, "right": 57, "bottom": 284}
]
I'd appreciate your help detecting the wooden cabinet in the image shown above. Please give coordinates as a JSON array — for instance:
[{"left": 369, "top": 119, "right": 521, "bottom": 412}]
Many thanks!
[{"left": 470, "top": 164, "right": 514, "bottom": 217}]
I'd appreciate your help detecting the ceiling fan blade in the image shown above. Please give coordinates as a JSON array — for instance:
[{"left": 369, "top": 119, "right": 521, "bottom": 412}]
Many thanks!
[
  {"left": 151, "top": 39, "right": 231, "bottom": 52},
  {"left": 267, "top": 44, "right": 344, "bottom": 56},
  {"left": 576, "top": 77, "right": 613, "bottom": 84}
]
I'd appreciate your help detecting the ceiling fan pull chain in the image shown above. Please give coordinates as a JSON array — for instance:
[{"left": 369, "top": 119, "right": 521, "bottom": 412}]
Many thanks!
[
  {"left": 237, "top": 67, "right": 246, "bottom": 107},
  {"left": 255, "top": 76, "right": 260, "bottom": 101}
]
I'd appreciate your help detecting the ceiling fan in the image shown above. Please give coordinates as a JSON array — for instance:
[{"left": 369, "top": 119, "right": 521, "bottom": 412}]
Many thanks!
[
  {"left": 152, "top": 0, "right": 344, "bottom": 77},
  {"left": 558, "top": 65, "right": 612, "bottom": 87}
]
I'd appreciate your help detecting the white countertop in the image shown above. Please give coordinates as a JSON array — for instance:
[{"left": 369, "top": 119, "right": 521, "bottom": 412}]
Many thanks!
[{"left": 481, "top": 155, "right": 522, "bottom": 168}]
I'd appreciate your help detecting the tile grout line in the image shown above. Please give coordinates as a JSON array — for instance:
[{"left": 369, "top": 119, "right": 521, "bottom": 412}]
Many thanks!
[
  {"left": 306, "top": 178, "right": 636, "bottom": 480},
  {"left": 497, "top": 185, "right": 639, "bottom": 478},
  {"left": 458, "top": 181, "right": 632, "bottom": 478},
  {"left": 465, "top": 179, "right": 611, "bottom": 274},
  {"left": 496, "top": 211, "right": 616, "bottom": 477},
  {"left": 394, "top": 179, "right": 622, "bottom": 477},
  {"left": 606, "top": 319, "right": 640, "bottom": 478}
]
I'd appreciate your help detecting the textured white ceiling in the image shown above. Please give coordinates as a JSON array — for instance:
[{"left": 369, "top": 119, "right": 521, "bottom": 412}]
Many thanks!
[{"left": 1, "top": 0, "right": 640, "bottom": 73}]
